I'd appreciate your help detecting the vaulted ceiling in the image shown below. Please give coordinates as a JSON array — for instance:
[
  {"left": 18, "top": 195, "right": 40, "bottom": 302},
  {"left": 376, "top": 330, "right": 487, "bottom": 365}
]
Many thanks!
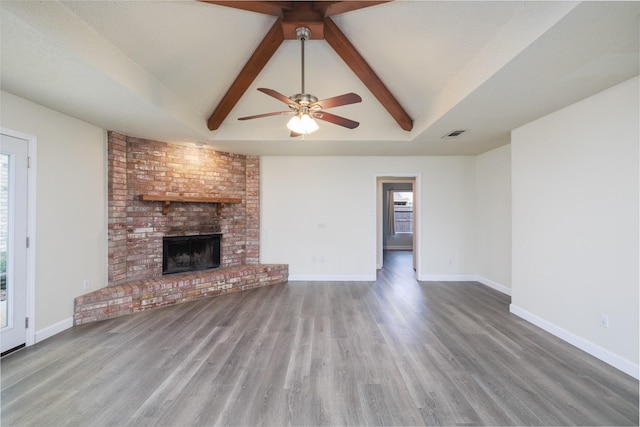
[{"left": 1, "top": 1, "right": 638, "bottom": 156}]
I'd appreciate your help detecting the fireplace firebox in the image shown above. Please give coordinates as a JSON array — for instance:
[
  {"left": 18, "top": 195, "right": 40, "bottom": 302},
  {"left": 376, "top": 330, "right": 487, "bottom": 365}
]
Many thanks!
[{"left": 163, "top": 234, "right": 221, "bottom": 274}]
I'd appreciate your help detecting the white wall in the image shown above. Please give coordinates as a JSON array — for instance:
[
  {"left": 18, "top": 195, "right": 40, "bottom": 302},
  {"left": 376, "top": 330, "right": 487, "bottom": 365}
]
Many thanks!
[
  {"left": 475, "top": 144, "right": 512, "bottom": 292},
  {"left": 0, "top": 91, "right": 107, "bottom": 337},
  {"left": 511, "top": 76, "right": 639, "bottom": 377},
  {"left": 260, "top": 156, "right": 476, "bottom": 280}
]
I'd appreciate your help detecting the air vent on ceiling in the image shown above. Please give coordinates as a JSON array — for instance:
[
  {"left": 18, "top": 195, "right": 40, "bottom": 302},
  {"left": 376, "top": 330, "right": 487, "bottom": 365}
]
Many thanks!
[{"left": 442, "top": 130, "right": 467, "bottom": 139}]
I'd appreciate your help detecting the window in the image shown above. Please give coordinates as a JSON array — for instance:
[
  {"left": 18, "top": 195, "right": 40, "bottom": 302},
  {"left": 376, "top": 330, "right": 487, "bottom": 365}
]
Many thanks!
[{"left": 393, "top": 191, "right": 413, "bottom": 233}]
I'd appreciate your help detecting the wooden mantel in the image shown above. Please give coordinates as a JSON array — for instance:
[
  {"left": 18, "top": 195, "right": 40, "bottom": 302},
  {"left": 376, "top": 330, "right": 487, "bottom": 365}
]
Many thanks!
[{"left": 141, "top": 194, "right": 242, "bottom": 215}]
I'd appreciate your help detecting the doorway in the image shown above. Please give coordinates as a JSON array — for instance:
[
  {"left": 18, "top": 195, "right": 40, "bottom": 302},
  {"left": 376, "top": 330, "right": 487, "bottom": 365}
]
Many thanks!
[
  {"left": 1, "top": 131, "right": 33, "bottom": 354},
  {"left": 376, "top": 176, "right": 419, "bottom": 277}
]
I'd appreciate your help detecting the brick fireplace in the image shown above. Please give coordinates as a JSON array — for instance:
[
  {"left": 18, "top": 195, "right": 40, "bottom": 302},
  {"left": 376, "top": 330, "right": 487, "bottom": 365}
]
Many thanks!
[
  {"left": 108, "top": 132, "right": 260, "bottom": 283},
  {"left": 73, "top": 132, "right": 287, "bottom": 325}
]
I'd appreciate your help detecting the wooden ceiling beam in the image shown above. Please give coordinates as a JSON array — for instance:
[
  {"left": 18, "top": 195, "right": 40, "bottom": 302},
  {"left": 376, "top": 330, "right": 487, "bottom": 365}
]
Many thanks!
[
  {"left": 320, "top": 1, "right": 389, "bottom": 17},
  {"left": 323, "top": 17, "right": 412, "bottom": 131},
  {"left": 281, "top": 2, "right": 324, "bottom": 39},
  {"left": 199, "top": 1, "right": 290, "bottom": 17},
  {"left": 207, "top": 19, "right": 284, "bottom": 131}
]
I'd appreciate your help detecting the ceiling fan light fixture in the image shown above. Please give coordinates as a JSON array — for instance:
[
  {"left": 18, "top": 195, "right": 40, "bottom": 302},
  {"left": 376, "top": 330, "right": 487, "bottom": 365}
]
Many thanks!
[{"left": 287, "top": 113, "right": 319, "bottom": 134}]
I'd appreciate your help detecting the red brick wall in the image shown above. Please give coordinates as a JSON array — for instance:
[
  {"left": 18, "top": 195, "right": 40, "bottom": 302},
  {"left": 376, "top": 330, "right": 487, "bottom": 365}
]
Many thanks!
[
  {"left": 107, "top": 132, "right": 128, "bottom": 284},
  {"left": 245, "top": 156, "right": 260, "bottom": 265},
  {"left": 107, "top": 133, "right": 260, "bottom": 284}
]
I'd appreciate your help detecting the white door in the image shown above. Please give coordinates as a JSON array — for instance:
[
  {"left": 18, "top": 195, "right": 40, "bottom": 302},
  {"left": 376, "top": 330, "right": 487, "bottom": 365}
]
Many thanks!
[{"left": 1, "top": 133, "right": 29, "bottom": 354}]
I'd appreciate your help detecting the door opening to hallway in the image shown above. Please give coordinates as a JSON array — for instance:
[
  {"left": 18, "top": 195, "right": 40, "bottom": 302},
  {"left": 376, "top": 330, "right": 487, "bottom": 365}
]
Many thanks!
[{"left": 377, "top": 176, "right": 418, "bottom": 278}]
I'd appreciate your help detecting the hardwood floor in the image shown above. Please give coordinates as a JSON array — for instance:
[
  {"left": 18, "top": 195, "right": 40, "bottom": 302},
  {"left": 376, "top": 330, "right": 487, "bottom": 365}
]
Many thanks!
[{"left": 2, "top": 251, "right": 638, "bottom": 426}]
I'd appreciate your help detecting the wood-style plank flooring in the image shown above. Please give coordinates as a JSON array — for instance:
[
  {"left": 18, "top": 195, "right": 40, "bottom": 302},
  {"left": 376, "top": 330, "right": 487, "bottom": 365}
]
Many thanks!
[{"left": 2, "top": 251, "right": 638, "bottom": 426}]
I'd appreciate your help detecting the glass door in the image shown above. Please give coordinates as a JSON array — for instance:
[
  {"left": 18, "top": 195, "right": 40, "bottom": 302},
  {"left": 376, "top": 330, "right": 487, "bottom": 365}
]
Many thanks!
[{"left": 1, "top": 133, "right": 28, "bottom": 354}]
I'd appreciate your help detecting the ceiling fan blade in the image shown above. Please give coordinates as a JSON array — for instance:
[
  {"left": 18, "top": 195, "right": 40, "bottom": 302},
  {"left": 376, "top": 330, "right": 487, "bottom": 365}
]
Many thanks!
[
  {"left": 238, "top": 111, "right": 292, "bottom": 121},
  {"left": 207, "top": 19, "right": 284, "bottom": 130},
  {"left": 311, "top": 92, "right": 362, "bottom": 110},
  {"left": 257, "top": 88, "right": 298, "bottom": 106},
  {"left": 313, "top": 111, "right": 359, "bottom": 129},
  {"left": 290, "top": 131, "right": 303, "bottom": 138}
]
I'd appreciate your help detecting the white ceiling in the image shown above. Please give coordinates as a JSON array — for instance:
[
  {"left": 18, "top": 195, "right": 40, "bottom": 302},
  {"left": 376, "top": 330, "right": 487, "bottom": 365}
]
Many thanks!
[{"left": 1, "top": 1, "right": 638, "bottom": 156}]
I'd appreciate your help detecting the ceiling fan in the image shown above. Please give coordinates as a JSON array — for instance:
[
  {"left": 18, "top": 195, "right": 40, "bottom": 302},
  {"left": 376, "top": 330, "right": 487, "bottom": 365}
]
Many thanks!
[
  {"left": 202, "top": 1, "right": 413, "bottom": 133},
  {"left": 238, "top": 26, "right": 361, "bottom": 136}
]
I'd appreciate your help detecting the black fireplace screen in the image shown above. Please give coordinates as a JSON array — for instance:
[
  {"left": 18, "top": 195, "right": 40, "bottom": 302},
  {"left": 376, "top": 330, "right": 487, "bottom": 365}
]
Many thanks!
[{"left": 163, "top": 234, "right": 221, "bottom": 274}]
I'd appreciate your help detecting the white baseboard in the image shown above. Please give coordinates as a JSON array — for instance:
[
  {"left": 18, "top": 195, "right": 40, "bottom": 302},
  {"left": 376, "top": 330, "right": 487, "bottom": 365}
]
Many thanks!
[
  {"left": 415, "top": 274, "right": 511, "bottom": 296},
  {"left": 288, "top": 274, "right": 376, "bottom": 282},
  {"left": 35, "top": 317, "right": 73, "bottom": 344},
  {"left": 509, "top": 304, "right": 639, "bottom": 380},
  {"left": 417, "top": 274, "right": 477, "bottom": 282},
  {"left": 475, "top": 276, "right": 512, "bottom": 296}
]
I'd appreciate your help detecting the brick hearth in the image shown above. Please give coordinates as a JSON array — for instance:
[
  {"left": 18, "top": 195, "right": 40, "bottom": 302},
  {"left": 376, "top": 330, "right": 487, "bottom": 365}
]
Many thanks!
[{"left": 74, "top": 264, "right": 288, "bottom": 325}]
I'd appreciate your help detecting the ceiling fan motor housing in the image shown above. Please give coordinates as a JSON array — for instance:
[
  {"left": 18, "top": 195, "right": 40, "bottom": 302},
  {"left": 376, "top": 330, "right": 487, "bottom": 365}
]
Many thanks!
[{"left": 289, "top": 93, "right": 318, "bottom": 108}]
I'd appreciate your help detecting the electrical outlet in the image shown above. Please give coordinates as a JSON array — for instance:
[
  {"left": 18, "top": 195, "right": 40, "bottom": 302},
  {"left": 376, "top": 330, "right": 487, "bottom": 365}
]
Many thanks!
[
  {"left": 599, "top": 314, "right": 609, "bottom": 328},
  {"left": 83, "top": 279, "right": 89, "bottom": 290}
]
